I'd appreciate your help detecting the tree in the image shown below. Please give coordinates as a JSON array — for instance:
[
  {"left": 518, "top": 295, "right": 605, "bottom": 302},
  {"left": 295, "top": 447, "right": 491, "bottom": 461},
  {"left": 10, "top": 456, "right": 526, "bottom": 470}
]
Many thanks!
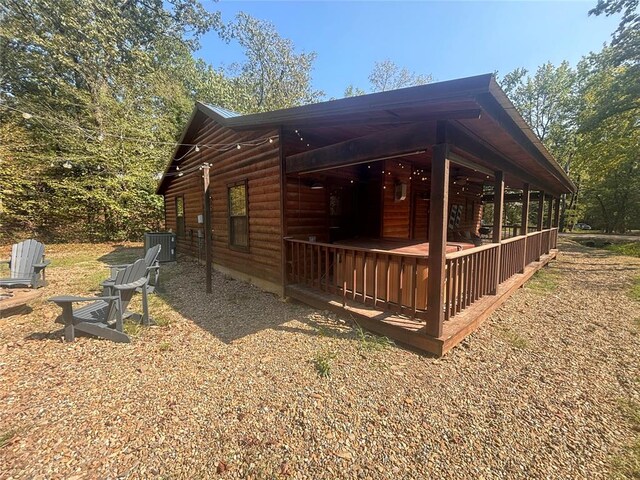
[
  {"left": 368, "top": 59, "right": 433, "bottom": 92},
  {"left": 574, "top": 50, "right": 640, "bottom": 233},
  {"left": 220, "top": 13, "right": 323, "bottom": 112},
  {"left": 0, "top": 0, "right": 220, "bottom": 241},
  {"left": 585, "top": 0, "right": 640, "bottom": 126},
  {"left": 499, "top": 63, "right": 579, "bottom": 230}
]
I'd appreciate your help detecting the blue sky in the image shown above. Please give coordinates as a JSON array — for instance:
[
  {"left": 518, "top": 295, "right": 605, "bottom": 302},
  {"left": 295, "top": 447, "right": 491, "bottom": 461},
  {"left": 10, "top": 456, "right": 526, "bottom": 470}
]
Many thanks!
[{"left": 196, "top": 1, "right": 620, "bottom": 99}]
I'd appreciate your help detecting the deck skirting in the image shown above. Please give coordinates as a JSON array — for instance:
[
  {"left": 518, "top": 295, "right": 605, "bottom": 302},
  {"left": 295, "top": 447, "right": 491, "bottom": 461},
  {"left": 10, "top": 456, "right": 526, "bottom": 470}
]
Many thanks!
[{"left": 286, "top": 250, "right": 557, "bottom": 356}]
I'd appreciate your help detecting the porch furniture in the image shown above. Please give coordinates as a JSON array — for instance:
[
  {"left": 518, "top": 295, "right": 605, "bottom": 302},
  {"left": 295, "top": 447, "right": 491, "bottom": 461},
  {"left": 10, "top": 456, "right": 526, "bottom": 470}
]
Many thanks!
[
  {"left": 101, "top": 244, "right": 161, "bottom": 295},
  {"left": 50, "top": 259, "right": 149, "bottom": 343},
  {"left": 0, "top": 239, "right": 50, "bottom": 289},
  {"left": 0, "top": 288, "right": 43, "bottom": 318}
]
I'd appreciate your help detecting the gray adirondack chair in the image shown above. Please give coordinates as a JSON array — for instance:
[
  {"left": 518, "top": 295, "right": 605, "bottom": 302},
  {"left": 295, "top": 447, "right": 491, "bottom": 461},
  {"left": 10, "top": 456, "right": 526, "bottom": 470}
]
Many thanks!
[
  {"left": 101, "top": 244, "right": 161, "bottom": 295},
  {"left": 0, "top": 239, "right": 50, "bottom": 289},
  {"left": 49, "top": 259, "right": 149, "bottom": 343}
]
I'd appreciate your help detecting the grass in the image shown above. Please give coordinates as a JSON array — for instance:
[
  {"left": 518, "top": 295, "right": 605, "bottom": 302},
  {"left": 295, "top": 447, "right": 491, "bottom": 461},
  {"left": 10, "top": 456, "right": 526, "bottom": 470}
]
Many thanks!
[
  {"left": 605, "top": 242, "right": 640, "bottom": 258},
  {"left": 525, "top": 269, "right": 558, "bottom": 293},
  {"left": 0, "top": 430, "right": 16, "bottom": 448},
  {"left": 354, "top": 324, "right": 394, "bottom": 352},
  {"left": 158, "top": 341, "right": 172, "bottom": 352},
  {"left": 498, "top": 327, "right": 529, "bottom": 349},
  {"left": 123, "top": 319, "right": 143, "bottom": 337},
  {"left": 313, "top": 350, "right": 336, "bottom": 378},
  {"left": 611, "top": 399, "right": 640, "bottom": 479}
]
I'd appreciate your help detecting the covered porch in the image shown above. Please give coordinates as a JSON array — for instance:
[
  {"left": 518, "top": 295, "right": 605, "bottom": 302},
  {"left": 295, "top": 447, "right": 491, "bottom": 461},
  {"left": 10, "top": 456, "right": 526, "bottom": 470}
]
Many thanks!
[{"left": 276, "top": 75, "right": 572, "bottom": 355}]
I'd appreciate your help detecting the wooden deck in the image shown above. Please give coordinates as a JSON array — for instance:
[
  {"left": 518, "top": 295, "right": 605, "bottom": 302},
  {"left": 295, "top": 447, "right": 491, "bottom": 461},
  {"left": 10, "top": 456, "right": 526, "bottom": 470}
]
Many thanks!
[{"left": 286, "top": 249, "right": 557, "bottom": 356}]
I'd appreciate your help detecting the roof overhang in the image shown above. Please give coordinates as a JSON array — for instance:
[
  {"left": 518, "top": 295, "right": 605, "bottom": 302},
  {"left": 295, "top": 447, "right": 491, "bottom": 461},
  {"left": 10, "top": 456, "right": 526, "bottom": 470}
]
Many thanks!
[{"left": 157, "top": 74, "right": 575, "bottom": 195}]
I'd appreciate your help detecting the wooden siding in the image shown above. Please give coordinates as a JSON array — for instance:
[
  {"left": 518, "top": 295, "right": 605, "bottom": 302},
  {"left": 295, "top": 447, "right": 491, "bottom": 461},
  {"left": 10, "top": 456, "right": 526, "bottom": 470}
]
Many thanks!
[
  {"left": 285, "top": 177, "right": 328, "bottom": 242},
  {"left": 162, "top": 113, "right": 282, "bottom": 286},
  {"left": 382, "top": 160, "right": 412, "bottom": 239}
]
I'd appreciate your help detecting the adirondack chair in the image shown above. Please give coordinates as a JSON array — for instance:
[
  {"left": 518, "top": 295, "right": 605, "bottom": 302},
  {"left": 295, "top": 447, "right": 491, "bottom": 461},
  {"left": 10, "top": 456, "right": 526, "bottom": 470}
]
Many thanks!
[
  {"left": 0, "top": 239, "right": 50, "bottom": 289},
  {"left": 49, "top": 259, "right": 149, "bottom": 343},
  {"left": 101, "top": 244, "right": 161, "bottom": 295}
]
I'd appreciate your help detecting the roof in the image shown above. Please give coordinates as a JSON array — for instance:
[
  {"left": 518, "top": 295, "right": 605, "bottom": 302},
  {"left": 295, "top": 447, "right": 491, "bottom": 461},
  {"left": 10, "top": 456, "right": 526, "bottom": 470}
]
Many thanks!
[
  {"left": 200, "top": 104, "right": 241, "bottom": 119},
  {"left": 158, "top": 74, "right": 575, "bottom": 195}
]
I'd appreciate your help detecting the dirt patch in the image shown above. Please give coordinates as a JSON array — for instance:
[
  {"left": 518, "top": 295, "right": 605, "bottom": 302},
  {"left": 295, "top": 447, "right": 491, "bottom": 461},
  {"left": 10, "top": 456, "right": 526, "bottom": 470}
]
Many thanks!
[{"left": 1, "top": 240, "right": 638, "bottom": 479}]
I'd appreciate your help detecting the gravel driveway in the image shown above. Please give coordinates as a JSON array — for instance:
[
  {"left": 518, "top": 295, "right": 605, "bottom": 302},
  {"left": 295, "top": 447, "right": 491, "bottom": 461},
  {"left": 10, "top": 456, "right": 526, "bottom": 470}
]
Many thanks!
[{"left": 1, "top": 240, "right": 638, "bottom": 479}]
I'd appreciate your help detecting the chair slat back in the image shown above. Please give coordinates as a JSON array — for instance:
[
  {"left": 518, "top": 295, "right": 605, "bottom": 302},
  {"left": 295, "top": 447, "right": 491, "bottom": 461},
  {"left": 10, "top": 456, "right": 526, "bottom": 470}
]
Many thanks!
[
  {"left": 143, "top": 244, "right": 161, "bottom": 267},
  {"left": 113, "top": 259, "right": 147, "bottom": 311},
  {"left": 11, "top": 239, "right": 45, "bottom": 279}
]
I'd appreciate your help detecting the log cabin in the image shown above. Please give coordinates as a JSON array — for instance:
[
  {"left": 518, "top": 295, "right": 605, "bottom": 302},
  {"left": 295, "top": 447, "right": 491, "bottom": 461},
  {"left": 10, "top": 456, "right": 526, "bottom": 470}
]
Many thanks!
[{"left": 157, "top": 74, "right": 574, "bottom": 356}]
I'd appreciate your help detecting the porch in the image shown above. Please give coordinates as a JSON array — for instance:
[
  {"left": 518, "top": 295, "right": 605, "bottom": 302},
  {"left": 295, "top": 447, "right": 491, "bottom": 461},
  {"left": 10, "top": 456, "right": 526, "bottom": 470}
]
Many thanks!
[
  {"left": 276, "top": 75, "right": 572, "bottom": 355},
  {"left": 284, "top": 228, "right": 558, "bottom": 355}
]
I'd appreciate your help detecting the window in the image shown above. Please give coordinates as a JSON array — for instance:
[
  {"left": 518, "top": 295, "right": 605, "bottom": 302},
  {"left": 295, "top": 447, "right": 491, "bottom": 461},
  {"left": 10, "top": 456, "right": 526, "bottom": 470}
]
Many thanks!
[
  {"left": 175, "top": 196, "right": 185, "bottom": 237},
  {"left": 228, "top": 182, "right": 248, "bottom": 249}
]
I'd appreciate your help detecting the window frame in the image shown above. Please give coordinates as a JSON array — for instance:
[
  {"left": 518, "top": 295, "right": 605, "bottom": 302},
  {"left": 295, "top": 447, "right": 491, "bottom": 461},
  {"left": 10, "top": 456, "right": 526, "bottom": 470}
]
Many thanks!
[
  {"left": 175, "top": 195, "right": 186, "bottom": 237},
  {"left": 227, "top": 180, "right": 249, "bottom": 251}
]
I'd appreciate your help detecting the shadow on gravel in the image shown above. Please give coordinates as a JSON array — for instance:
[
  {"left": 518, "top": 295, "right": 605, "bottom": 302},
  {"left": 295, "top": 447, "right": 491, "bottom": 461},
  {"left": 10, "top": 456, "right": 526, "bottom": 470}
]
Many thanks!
[{"left": 152, "top": 256, "right": 359, "bottom": 345}]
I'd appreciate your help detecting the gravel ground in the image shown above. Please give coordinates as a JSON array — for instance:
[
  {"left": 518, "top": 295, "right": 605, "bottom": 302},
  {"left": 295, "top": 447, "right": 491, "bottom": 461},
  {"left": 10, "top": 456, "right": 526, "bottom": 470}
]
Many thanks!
[{"left": 1, "top": 240, "right": 638, "bottom": 479}]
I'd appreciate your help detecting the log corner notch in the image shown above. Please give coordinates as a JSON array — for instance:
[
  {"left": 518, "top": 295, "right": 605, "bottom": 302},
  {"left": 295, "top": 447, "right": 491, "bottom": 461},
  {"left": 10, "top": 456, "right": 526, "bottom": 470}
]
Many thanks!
[{"left": 425, "top": 121, "right": 450, "bottom": 338}]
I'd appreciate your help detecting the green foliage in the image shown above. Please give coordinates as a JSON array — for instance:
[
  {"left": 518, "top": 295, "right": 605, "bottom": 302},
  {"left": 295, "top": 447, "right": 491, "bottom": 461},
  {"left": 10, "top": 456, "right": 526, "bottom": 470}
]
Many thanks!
[
  {"left": 0, "top": 2, "right": 321, "bottom": 243},
  {"left": 342, "top": 59, "right": 432, "bottom": 97},
  {"left": 498, "top": 328, "right": 529, "bottom": 350},
  {"left": 354, "top": 325, "right": 394, "bottom": 352},
  {"left": 220, "top": 13, "right": 323, "bottom": 112},
  {"left": 526, "top": 269, "right": 558, "bottom": 293},
  {"left": 313, "top": 350, "right": 336, "bottom": 378},
  {"left": 605, "top": 242, "right": 640, "bottom": 258},
  {"left": 368, "top": 59, "right": 433, "bottom": 92}
]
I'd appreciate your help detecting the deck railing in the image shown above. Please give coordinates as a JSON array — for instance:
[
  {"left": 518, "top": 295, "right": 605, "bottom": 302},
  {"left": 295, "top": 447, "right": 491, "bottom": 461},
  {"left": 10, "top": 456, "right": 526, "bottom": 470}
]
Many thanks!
[
  {"left": 285, "top": 227, "right": 558, "bottom": 323},
  {"left": 444, "top": 243, "right": 499, "bottom": 320},
  {"left": 284, "top": 238, "right": 430, "bottom": 319}
]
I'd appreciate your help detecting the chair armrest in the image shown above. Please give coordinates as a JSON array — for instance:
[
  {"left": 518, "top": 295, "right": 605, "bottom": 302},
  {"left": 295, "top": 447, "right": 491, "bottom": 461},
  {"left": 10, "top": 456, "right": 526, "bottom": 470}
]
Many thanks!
[
  {"left": 147, "top": 265, "right": 160, "bottom": 271},
  {"left": 33, "top": 260, "right": 51, "bottom": 269},
  {"left": 49, "top": 295, "right": 119, "bottom": 305},
  {"left": 112, "top": 277, "right": 148, "bottom": 291}
]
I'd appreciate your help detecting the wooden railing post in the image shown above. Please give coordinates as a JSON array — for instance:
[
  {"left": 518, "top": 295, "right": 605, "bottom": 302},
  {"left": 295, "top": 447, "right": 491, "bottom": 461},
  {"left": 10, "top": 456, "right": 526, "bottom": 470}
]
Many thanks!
[
  {"left": 537, "top": 191, "right": 545, "bottom": 231},
  {"left": 553, "top": 195, "right": 561, "bottom": 228},
  {"left": 491, "top": 170, "right": 504, "bottom": 294},
  {"left": 546, "top": 196, "right": 553, "bottom": 230},
  {"left": 426, "top": 142, "right": 450, "bottom": 338},
  {"left": 521, "top": 183, "right": 530, "bottom": 273}
]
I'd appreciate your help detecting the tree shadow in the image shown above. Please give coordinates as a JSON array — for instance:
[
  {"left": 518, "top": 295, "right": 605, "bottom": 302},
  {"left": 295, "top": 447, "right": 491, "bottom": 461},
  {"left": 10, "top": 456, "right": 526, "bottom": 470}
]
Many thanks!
[{"left": 153, "top": 257, "right": 358, "bottom": 345}]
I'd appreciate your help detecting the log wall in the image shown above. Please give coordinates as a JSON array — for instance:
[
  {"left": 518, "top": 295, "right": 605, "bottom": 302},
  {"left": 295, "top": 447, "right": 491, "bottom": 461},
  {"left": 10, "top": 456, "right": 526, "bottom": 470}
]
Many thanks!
[{"left": 162, "top": 112, "right": 282, "bottom": 289}]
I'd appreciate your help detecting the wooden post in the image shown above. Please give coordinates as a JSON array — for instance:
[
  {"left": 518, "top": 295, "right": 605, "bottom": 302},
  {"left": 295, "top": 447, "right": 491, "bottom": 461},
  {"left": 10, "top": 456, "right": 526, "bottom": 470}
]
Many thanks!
[
  {"left": 492, "top": 171, "right": 504, "bottom": 294},
  {"left": 521, "top": 183, "right": 530, "bottom": 273},
  {"left": 537, "top": 191, "right": 545, "bottom": 231},
  {"left": 426, "top": 143, "right": 449, "bottom": 338},
  {"left": 553, "top": 195, "right": 561, "bottom": 228},
  {"left": 203, "top": 164, "right": 212, "bottom": 294},
  {"left": 546, "top": 196, "right": 553, "bottom": 229}
]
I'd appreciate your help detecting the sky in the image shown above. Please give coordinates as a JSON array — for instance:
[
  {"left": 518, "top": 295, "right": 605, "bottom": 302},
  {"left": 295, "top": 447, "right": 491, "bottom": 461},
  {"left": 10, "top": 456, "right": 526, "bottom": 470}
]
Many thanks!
[{"left": 196, "top": 1, "right": 620, "bottom": 99}]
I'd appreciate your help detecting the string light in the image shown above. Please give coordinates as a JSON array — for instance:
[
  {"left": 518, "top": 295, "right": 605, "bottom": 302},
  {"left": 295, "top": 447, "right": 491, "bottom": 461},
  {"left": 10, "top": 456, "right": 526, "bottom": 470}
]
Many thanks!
[{"left": 2, "top": 104, "right": 276, "bottom": 150}]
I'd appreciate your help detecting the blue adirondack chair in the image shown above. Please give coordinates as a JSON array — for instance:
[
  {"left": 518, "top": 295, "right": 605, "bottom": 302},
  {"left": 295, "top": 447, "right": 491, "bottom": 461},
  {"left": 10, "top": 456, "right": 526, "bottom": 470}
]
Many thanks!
[
  {"left": 49, "top": 259, "right": 149, "bottom": 343},
  {"left": 0, "top": 239, "right": 50, "bottom": 289}
]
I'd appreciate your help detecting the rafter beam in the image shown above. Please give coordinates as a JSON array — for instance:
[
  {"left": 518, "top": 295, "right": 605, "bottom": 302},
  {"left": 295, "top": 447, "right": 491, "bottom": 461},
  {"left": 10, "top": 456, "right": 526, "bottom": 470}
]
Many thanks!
[
  {"left": 285, "top": 122, "right": 433, "bottom": 174},
  {"left": 445, "top": 122, "right": 562, "bottom": 196}
]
